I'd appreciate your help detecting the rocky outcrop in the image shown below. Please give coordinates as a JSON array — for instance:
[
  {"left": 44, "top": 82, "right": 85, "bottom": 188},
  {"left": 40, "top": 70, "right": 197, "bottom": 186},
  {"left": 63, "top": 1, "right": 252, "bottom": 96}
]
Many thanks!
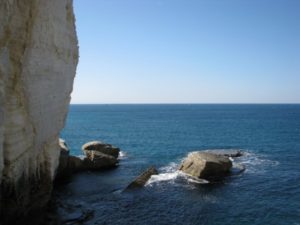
[
  {"left": 125, "top": 167, "right": 158, "bottom": 190},
  {"left": 179, "top": 152, "right": 232, "bottom": 180},
  {"left": 56, "top": 139, "right": 71, "bottom": 179},
  {"left": 203, "top": 149, "right": 243, "bottom": 158},
  {"left": 0, "top": 0, "right": 78, "bottom": 222},
  {"left": 83, "top": 152, "right": 118, "bottom": 170},
  {"left": 56, "top": 140, "right": 118, "bottom": 180},
  {"left": 56, "top": 139, "right": 83, "bottom": 181},
  {"left": 82, "top": 141, "right": 120, "bottom": 158}
]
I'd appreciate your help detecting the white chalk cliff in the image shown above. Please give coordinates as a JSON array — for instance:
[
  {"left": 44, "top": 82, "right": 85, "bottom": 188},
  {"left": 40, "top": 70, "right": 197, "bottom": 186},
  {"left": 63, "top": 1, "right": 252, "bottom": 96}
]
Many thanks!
[{"left": 0, "top": 0, "right": 78, "bottom": 219}]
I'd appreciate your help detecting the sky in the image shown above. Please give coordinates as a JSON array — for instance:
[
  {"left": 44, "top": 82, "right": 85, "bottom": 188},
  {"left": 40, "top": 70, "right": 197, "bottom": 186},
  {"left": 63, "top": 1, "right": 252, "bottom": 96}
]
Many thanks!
[{"left": 72, "top": 0, "right": 300, "bottom": 104}]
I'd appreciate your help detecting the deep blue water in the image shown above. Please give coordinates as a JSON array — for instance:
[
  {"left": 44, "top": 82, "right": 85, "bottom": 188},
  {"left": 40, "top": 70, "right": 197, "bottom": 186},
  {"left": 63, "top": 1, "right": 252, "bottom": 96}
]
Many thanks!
[{"left": 60, "top": 104, "right": 300, "bottom": 225}]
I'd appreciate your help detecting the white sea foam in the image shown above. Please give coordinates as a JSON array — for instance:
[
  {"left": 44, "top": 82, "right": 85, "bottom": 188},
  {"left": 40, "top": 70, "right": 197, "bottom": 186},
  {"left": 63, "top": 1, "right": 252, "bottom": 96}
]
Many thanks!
[
  {"left": 146, "top": 171, "right": 180, "bottom": 185},
  {"left": 146, "top": 162, "right": 180, "bottom": 186},
  {"left": 160, "top": 162, "right": 179, "bottom": 173},
  {"left": 119, "top": 151, "right": 127, "bottom": 159},
  {"left": 146, "top": 161, "right": 209, "bottom": 186},
  {"left": 233, "top": 150, "right": 279, "bottom": 174},
  {"left": 147, "top": 150, "right": 279, "bottom": 186},
  {"left": 78, "top": 154, "right": 86, "bottom": 160},
  {"left": 187, "top": 177, "right": 209, "bottom": 184}
]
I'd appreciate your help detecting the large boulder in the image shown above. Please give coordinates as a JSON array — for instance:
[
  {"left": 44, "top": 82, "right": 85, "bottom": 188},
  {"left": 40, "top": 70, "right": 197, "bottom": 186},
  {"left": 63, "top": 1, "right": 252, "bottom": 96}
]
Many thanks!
[
  {"left": 179, "top": 152, "right": 232, "bottom": 180},
  {"left": 83, "top": 151, "right": 118, "bottom": 170},
  {"left": 82, "top": 141, "right": 120, "bottom": 158},
  {"left": 125, "top": 167, "right": 158, "bottom": 190},
  {"left": 56, "top": 140, "right": 118, "bottom": 181}
]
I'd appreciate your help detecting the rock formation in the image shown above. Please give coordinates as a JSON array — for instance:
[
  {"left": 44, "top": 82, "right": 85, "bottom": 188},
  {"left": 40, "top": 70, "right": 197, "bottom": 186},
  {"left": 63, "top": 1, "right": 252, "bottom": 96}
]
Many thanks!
[
  {"left": 56, "top": 140, "right": 119, "bottom": 180},
  {"left": 83, "top": 152, "right": 118, "bottom": 170},
  {"left": 179, "top": 152, "right": 232, "bottom": 180},
  {"left": 0, "top": 0, "right": 78, "bottom": 223},
  {"left": 56, "top": 139, "right": 77, "bottom": 181},
  {"left": 82, "top": 141, "right": 120, "bottom": 158},
  {"left": 125, "top": 166, "right": 158, "bottom": 190}
]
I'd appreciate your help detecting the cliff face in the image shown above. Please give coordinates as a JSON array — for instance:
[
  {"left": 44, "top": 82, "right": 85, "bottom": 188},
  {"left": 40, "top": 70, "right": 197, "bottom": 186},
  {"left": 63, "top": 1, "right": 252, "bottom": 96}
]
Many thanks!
[{"left": 0, "top": 0, "right": 78, "bottom": 220}]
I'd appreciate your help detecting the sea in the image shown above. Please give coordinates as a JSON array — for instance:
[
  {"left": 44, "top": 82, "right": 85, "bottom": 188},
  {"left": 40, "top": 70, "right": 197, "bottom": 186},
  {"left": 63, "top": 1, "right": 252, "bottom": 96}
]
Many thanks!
[{"left": 58, "top": 104, "right": 300, "bottom": 225}]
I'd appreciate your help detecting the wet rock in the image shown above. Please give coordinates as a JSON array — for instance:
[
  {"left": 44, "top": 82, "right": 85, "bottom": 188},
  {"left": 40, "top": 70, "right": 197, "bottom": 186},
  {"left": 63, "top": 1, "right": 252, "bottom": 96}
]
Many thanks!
[
  {"left": 204, "top": 149, "right": 243, "bottom": 157},
  {"left": 82, "top": 141, "right": 120, "bottom": 158},
  {"left": 83, "top": 152, "right": 118, "bottom": 170},
  {"left": 59, "top": 138, "right": 69, "bottom": 152},
  {"left": 126, "top": 166, "right": 158, "bottom": 190},
  {"left": 68, "top": 156, "right": 84, "bottom": 172},
  {"left": 56, "top": 140, "right": 118, "bottom": 181},
  {"left": 56, "top": 139, "right": 71, "bottom": 180},
  {"left": 179, "top": 152, "right": 232, "bottom": 180}
]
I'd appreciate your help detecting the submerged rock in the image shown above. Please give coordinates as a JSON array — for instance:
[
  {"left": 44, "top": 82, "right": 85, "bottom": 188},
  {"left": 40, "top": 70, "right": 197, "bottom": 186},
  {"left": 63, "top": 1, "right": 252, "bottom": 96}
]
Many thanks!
[
  {"left": 126, "top": 167, "right": 159, "bottom": 190},
  {"left": 179, "top": 152, "right": 232, "bottom": 180},
  {"left": 203, "top": 149, "right": 243, "bottom": 158},
  {"left": 82, "top": 141, "right": 120, "bottom": 158}
]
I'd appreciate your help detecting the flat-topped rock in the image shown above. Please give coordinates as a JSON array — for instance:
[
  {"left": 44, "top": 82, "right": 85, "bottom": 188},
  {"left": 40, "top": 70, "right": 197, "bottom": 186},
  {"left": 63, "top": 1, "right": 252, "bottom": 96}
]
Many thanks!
[
  {"left": 82, "top": 141, "right": 120, "bottom": 158},
  {"left": 126, "top": 167, "right": 158, "bottom": 190},
  {"left": 179, "top": 152, "right": 232, "bottom": 180},
  {"left": 203, "top": 149, "right": 243, "bottom": 158}
]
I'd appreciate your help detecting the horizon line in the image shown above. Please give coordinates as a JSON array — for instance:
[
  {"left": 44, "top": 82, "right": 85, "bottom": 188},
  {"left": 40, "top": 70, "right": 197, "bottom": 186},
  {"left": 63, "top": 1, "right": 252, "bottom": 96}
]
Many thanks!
[{"left": 70, "top": 102, "right": 300, "bottom": 105}]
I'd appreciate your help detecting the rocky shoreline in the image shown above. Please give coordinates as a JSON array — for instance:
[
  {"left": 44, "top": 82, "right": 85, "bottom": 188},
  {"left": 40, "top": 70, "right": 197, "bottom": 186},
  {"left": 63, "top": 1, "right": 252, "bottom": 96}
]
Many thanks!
[
  {"left": 56, "top": 140, "right": 246, "bottom": 189},
  {"left": 50, "top": 144, "right": 247, "bottom": 225}
]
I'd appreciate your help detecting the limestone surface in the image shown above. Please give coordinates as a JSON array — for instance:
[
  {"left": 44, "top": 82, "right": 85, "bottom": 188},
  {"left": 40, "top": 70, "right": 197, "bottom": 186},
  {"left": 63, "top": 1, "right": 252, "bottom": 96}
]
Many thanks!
[
  {"left": 179, "top": 152, "right": 232, "bottom": 180},
  {"left": 0, "top": 0, "right": 78, "bottom": 221}
]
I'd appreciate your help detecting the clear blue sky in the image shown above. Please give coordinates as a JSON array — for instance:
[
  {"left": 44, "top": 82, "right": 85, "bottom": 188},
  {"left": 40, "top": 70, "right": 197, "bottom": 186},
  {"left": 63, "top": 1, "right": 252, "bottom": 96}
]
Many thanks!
[{"left": 72, "top": 0, "right": 300, "bottom": 104}]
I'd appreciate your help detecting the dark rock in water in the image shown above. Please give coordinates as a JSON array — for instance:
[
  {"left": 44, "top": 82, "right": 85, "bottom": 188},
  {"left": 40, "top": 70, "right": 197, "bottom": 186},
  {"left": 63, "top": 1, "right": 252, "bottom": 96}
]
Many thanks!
[
  {"left": 56, "top": 140, "right": 118, "bottom": 181},
  {"left": 126, "top": 167, "right": 158, "bottom": 190},
  {"left": 179, "top": 152, "right": 232, "bottom": 180},
  {"left": 203, "top": 149, "right": 243, "bottom": 158},
  {"left": 56, "top": 139, "right": 72, "bottom": 180},
  {"left": 83, "top": 151, "right": 118, "bottom": 170},
  {"left": 68, "top": 155, "right": 84, "bottom": 172},
  {"left": 57, "top": 202, "right": 94, "bottom": 225},
  {"left": 61, "top": 209, "right": 94, "bottom": 224},
  {"left": 82, "top": 141, "right": 120, "bottom": 158}
]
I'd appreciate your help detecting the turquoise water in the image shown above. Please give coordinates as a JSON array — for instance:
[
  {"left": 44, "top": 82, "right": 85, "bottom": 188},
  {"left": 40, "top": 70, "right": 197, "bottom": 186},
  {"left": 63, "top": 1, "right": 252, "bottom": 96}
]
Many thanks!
[{"left": 60, "top": 104, "right": 300, "bottom": 225}]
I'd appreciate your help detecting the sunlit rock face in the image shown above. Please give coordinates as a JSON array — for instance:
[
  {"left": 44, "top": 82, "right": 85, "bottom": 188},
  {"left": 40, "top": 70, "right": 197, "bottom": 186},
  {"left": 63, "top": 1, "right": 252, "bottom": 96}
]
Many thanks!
[{"left": 0, "top": 0, "right": 78, "bottom": 221}]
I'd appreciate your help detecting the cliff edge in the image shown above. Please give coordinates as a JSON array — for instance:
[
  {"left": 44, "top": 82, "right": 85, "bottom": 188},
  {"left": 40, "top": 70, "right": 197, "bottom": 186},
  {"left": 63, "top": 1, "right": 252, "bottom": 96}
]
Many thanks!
[{"left": 0, "top": 0, "right": 78, "bottom": 222}]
